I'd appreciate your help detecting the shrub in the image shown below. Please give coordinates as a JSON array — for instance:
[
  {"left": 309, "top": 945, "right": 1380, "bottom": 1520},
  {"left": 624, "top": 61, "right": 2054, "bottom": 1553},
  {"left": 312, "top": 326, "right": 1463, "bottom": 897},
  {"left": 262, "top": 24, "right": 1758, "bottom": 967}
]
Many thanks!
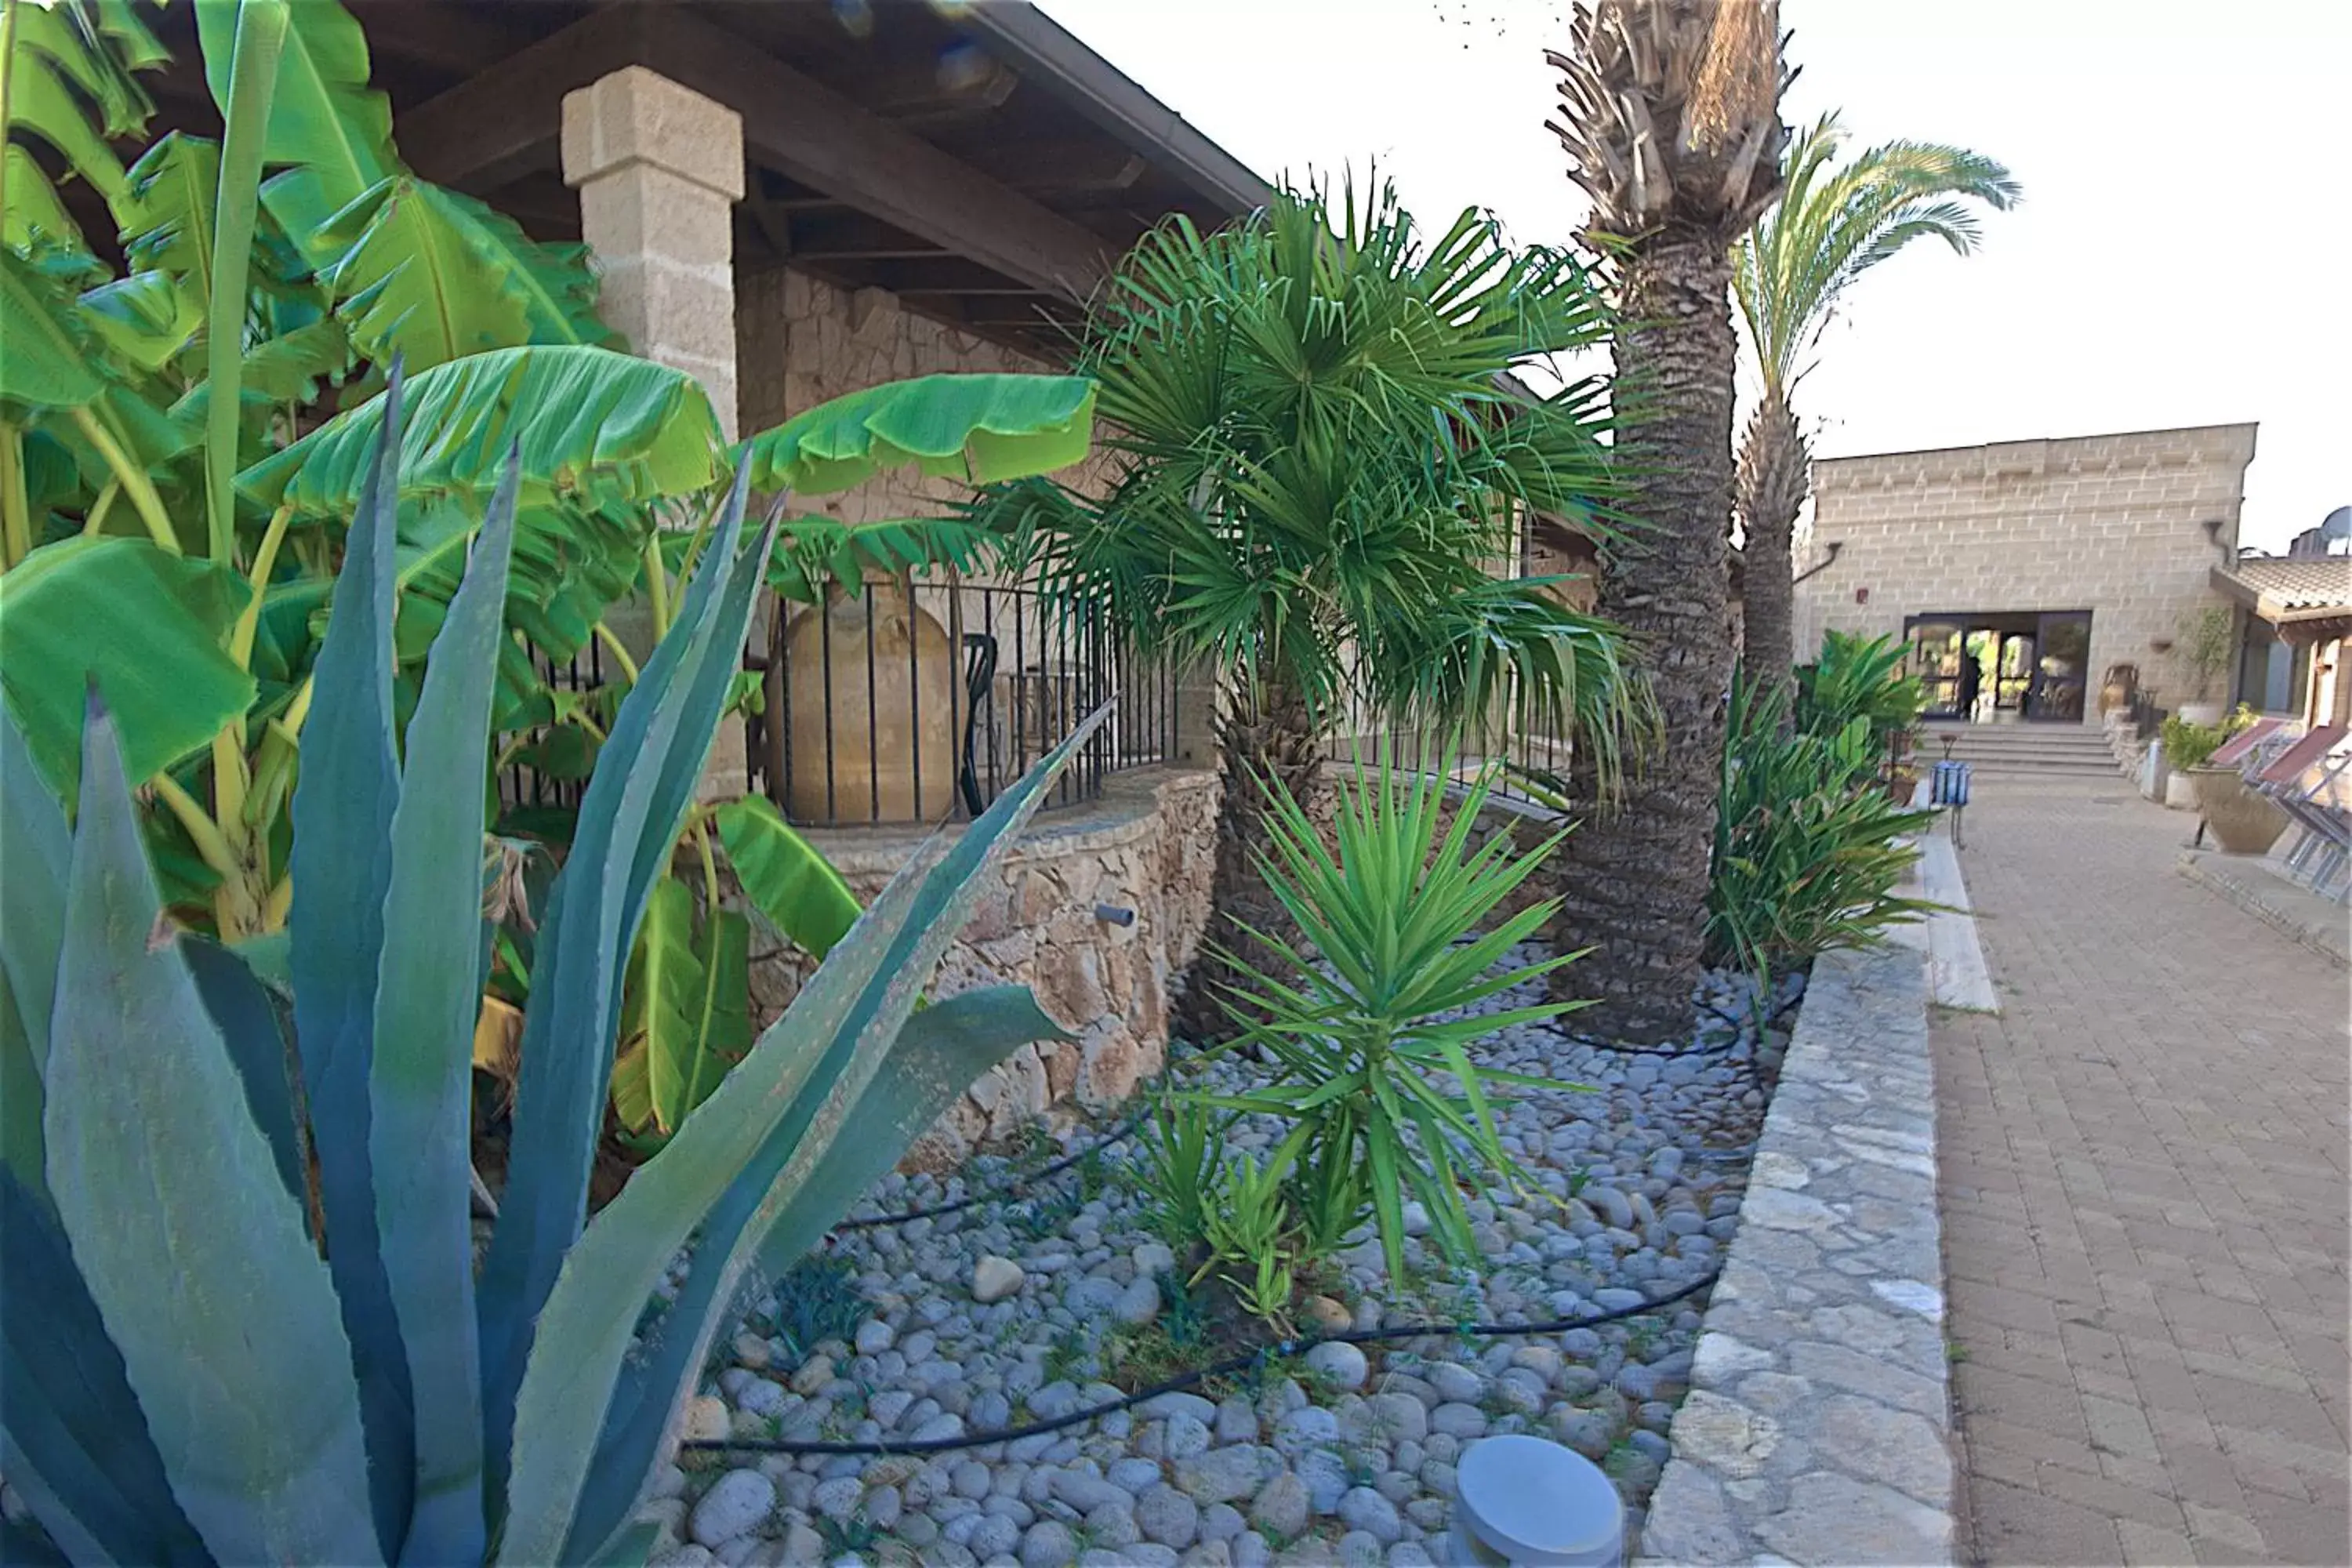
[
  {"left": 0, "top": 398, "right": 1090, "bottom": 1565},
  {"left": 1198, "top": 751, "right": 1591, "bottom": 1284},
  {"left": 1795, "top": 630, "right": 1926, "bottom": 747},
  {"left": 1708, "top": 671, "right": 1939, "bottom": 981},
  {"left": 2159, "top": 710, "right": 2251, "bottom": 772}
]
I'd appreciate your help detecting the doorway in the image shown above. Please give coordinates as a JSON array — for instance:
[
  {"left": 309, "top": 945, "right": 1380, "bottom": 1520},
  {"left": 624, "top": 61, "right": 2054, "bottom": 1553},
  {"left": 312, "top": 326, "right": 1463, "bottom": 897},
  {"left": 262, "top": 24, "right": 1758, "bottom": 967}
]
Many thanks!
[{"left": 1905, "top": 610, "right": 2093, "bottom": 722}]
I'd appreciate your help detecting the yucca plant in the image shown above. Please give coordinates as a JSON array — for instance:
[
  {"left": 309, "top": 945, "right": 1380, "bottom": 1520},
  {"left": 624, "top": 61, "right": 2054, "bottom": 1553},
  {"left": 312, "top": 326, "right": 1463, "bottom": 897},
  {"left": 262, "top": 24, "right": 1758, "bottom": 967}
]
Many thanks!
[
  {"left": 1707, "top": 668, "right": 1936, "bottom": 982},
  {"left": 1202, "top": 751, "right": 1592, "bottom": 1281},
  {"left": 0, "top": 379, "right": 1091, "bottom": 1564}
]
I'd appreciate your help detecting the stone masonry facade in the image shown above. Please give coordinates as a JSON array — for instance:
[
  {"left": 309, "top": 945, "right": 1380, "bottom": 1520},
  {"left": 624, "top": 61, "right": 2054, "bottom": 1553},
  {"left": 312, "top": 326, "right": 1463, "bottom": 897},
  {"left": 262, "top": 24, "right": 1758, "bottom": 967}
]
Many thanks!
[
  {"left": 1792, "top": 425, "right": 2259, "bottom": 714},
  {"left": 743, "top": 768, "right": 1218, "bottom": 1170}
]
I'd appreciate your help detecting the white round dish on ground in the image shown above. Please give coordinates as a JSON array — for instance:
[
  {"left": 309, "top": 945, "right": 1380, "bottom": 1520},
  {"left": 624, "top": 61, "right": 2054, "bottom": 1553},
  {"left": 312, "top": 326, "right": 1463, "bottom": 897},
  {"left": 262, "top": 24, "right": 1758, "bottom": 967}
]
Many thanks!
[{"left": 1448, "top": 1433, "right": 1624, "bottom": 1566}]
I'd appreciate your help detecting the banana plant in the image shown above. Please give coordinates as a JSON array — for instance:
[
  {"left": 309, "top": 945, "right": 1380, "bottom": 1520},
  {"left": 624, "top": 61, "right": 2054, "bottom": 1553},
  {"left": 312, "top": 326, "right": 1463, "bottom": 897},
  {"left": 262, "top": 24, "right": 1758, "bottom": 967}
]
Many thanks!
[{"left": 0, "top": 367, "right": 1091, "bottom": 1565}]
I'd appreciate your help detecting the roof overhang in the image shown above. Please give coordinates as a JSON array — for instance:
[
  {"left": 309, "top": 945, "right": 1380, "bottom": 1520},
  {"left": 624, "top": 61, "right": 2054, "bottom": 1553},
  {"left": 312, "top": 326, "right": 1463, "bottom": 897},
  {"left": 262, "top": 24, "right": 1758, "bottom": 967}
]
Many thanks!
[
  {"left": 2211, "top": 565, "right": 2352, "bottom": 628},
  {"left": 121, "top": 1, "right": 1270, "bottom": 361}
]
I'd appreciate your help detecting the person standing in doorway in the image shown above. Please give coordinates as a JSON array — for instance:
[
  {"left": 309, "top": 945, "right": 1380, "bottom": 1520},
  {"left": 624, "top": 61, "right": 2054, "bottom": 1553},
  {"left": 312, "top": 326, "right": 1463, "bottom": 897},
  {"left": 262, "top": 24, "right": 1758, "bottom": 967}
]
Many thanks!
[{"left": 1955, "top": 640, "right": 1984, "bottom": 723}]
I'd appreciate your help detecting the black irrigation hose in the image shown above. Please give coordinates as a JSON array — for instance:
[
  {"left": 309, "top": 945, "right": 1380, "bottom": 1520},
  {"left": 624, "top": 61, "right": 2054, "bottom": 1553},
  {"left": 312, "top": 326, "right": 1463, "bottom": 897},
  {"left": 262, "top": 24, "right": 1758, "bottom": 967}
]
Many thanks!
[
  {"left": 828, "top": 1109, "right": 1153, "bottom": 1233},
  {"left": 681, "top": 1269, "right": 1721, "bottom": 1459}
]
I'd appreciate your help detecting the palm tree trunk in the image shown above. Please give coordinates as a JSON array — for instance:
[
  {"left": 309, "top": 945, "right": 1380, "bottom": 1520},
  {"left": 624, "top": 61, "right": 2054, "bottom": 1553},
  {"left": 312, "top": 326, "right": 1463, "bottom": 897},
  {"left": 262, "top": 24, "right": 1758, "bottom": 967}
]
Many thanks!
[
  {"left": 1548, "top": 233, "right": 1739, "bottom": 1045},
  {"left": 1177, "top": 677, "right": 1322, "bottom": 1044},
  {"left": 1736, "top": 391, "right": 1808, "bottom": 690}
]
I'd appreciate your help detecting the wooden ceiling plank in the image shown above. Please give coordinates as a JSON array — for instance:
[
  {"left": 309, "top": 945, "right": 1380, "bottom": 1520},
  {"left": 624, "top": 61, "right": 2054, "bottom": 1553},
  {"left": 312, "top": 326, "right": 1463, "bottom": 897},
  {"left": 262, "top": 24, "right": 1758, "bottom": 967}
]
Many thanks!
[
  {"left": 632, "top": 11, "right": 1112, "bottom": 301},
  {"left": 397, "top": 7, "right": 648, "bottom": 191}
]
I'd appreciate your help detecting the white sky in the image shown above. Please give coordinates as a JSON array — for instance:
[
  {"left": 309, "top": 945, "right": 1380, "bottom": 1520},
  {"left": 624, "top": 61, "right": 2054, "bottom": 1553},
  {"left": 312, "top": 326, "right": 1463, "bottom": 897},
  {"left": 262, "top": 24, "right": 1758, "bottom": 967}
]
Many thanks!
[{"left": 1044, "top": 0, "right": 2351, "bottom": 554}]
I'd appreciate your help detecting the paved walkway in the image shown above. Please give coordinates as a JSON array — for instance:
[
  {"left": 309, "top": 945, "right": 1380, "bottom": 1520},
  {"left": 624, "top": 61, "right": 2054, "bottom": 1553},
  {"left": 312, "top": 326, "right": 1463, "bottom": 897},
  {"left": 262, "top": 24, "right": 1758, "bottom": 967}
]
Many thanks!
[{"left": 1934, "top": 778, "right": 2350, "bottom": 1566}]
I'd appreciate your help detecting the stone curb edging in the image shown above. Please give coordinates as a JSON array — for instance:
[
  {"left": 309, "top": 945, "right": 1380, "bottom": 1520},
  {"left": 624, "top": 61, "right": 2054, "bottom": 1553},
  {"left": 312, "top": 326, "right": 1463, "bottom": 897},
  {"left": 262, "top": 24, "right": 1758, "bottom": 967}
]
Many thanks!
[{"left": 1636, "top": 940, "right": 1955, "bottom": 1566}]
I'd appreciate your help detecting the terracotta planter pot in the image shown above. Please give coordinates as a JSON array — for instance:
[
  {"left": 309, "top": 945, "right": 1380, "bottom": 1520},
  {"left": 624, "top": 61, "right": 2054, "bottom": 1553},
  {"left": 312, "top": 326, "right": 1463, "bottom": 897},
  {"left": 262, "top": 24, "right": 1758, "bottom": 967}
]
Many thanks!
[{"left": 2189, "top": 767, "right": 2290, "bottom": 855}]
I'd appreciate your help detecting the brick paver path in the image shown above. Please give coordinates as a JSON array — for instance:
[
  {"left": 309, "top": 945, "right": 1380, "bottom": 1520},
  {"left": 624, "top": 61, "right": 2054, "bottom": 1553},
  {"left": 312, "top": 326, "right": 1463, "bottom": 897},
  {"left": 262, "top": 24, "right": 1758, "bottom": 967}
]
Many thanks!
[{"left": 1935, "top": 778, "right": 2350, "bottom": 1566}]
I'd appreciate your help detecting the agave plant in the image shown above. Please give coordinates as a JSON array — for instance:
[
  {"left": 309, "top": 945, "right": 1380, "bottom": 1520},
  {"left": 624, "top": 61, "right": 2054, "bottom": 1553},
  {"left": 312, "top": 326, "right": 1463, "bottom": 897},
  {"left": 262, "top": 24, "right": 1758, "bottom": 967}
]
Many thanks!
[{"left": 0, "top": 378, "right": 1091, "bottom": 1564}]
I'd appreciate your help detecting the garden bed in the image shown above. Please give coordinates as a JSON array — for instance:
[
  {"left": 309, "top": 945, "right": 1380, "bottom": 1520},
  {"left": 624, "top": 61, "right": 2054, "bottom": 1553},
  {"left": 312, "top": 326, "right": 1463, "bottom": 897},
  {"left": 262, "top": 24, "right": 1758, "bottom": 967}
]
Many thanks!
[{"left": 637, "top": 953, "right": 1804, "bottom": 1567}]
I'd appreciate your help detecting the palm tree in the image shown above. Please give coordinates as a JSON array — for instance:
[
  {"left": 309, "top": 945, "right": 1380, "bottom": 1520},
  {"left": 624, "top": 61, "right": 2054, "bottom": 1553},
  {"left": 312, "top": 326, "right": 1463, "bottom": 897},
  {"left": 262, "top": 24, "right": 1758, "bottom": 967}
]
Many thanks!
[
  {"left": 1734, "top": 116, "right": 2020, "bottom": 686},
  {"left": 1542, "top": 0, "right": 1790, "bottom": 1043},
  {"left": 985, "top": 178, "right": 1647, "bottom": 1041}
]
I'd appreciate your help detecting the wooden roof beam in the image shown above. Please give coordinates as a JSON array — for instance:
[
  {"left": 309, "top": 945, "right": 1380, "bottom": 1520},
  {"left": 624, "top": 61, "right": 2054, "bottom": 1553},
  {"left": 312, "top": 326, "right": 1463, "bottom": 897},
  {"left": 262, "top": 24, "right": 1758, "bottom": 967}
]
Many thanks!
[{"left": 633, "top": 12, "right": 1115, "bottom": 302}]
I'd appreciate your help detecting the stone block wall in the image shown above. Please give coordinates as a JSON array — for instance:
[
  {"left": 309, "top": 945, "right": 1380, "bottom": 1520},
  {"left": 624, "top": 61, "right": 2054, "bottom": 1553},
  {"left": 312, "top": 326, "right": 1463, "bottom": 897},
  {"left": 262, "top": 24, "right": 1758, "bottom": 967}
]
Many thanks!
[
  {"left": 1791, "top": 425, "right": 2258, "bottom": 713},
  {"left": 742, "top": 768, "right": 1218, "bottom": 1169}
]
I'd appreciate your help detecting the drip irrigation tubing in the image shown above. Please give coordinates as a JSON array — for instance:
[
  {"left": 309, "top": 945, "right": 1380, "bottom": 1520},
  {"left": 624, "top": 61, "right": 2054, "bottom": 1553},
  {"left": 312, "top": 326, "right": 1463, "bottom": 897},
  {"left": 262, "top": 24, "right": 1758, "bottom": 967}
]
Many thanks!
[{"left": 681, "top": 1269, "right": 1720, "bottom": 1458}]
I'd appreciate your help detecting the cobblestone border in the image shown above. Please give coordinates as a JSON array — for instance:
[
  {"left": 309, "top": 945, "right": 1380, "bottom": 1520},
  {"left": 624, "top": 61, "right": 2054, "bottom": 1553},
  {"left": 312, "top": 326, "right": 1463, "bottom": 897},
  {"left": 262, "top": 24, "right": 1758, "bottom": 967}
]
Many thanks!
[{"left": 1638, "top": 941, "right": 1955, "bottom": 1566}]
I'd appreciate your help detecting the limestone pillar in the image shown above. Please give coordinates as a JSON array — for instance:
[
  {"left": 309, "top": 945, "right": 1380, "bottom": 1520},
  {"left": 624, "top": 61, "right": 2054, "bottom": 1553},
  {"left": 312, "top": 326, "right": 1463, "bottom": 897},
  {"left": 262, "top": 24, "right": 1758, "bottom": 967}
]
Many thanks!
[
  {"left": 561, "top": 66, "right": 745, "bottom": 437},
  {"left": 563, "top": 67, "right": 750, "bottom": 799}
]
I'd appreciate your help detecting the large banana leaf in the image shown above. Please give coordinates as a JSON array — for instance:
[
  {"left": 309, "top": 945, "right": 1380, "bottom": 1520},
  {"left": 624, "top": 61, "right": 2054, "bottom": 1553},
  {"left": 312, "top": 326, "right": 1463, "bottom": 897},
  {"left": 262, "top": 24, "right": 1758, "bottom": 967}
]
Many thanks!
[
  {"left": 77, "top": 269, "right": 201, "bottom": 371},
  {"left": 240, "top": 345, "right": 723, "bottom": 517},
  {"left": 765, "top": 515, "right": 1007, "bottom": 605},
  {"left": 711, "top": 794, "right": 861, "bottom": 957},
  {"left": 0, "top": 252, "right": 103, "bottom": 409},
  {"left": 274, "top": 174, "right": 614, "bottom": 372},
  {"left": 736, "top": 372, "right": 1096, "bottom": 496},
  {"left": 118, "top": 132, "right": 221, "bottom": 329},
  {"left": 5, "top": 0, "right": 158, "bottom": 233},
  {"left": 3, "top": 146, "right": 81, "bottom": 249},
  {"left": 521, "top": 713, "right": 1103, "bottom": 1564},
  {"left": 195, "top": 0, "right": 394, "bottom": 226},
  {"left": 44, "top": 696, "right": 380, "bottom": 1564},
  {"left": 0, "top": 537, "right": 256, "bottom": 802},
  {"left": 610, "top": 877, "right": 702, "bottom": 1136}
]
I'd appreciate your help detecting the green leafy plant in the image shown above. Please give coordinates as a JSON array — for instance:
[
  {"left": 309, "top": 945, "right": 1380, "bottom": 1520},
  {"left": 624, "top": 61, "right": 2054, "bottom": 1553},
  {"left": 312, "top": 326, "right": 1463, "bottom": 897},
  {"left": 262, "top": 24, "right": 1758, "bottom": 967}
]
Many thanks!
[
  {"left": 2159, "top": 713, "right": 2230, "bottom": 772},
  {"left": 2175, "top": 604, "right": 2235, "bottom": 700},
  {"left": 1203, "top": 750, "right": 1592, "bottom": 1282},
  {"left": 1795, "top": 630, "right": 1926, "bottom": 747},
  {"left": 1133, "top": 1094, "right": 1229, "bottom": 1253},
  {"left": 763, "top": 1250, "right": 868, "bottom": 1362},
  {"left": 1707, "top": 670, "right": 1939, "bottom": 982},
  {"left": 1194, "top": 1144, "right": 1304, "bottom": 1334},
  {"left": 970, "top": 175, "right": 1645, "bottom": 1040},
  {"left": 0, "top": 379, "right": 1098, "bottom": 1563}
]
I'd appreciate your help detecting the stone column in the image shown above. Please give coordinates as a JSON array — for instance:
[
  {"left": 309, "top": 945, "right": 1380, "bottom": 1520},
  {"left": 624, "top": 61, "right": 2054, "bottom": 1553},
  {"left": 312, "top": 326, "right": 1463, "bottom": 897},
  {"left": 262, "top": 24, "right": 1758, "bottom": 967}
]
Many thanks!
[
  {"left": 561, "top": 66, "right": 745, "bottom": 437},
  {"left": 563, "top": 67, "right": 750, "bottom": 799}
]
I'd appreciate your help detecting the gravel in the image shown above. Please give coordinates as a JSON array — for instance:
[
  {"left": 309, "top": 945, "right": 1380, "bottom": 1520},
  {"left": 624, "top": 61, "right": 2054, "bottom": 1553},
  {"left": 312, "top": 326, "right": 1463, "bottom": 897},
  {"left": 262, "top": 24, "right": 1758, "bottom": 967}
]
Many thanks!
[{"left": 648, "top": 955, "right": 1799, "bottom": 1563}]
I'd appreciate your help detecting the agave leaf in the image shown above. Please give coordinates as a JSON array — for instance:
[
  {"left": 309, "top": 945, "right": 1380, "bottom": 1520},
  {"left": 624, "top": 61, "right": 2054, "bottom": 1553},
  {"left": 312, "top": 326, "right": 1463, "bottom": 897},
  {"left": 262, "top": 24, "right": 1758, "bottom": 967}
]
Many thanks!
[
  {"left": 0, "top": 711, "right": 70, "bottom": 1192},
  {"left": 0, "top": 1168, "right": 210, "bottom": 1565},
  {"left": 711, "top": 795, "right": 861, "bottom": 958},
  {"left": 0, "top": 537, "right": 256, "bottom": 804},
  {"left": 476, "top": 474, "right": 771, "bottom": 1501},
  {"left": 285, "top": 364, "right": 413, "bottom": 1550},
  {"left": 44, "top": 697, "right": 379, "bottom": 1564},
  {"left": 528, "top": 713, "right": 1106, "bottom": 1565},
  {"left": 182, "top": 935, "right": 305, "bottom": 1209},
  {"left": 736, "top": 373, "right": 1096, "bottom": 495},
  {"left": 365, "top": 453, "right": 521, "bottom": 1563},
  {"left": 194, "top": 0, "right": 394, "bottom": 222},
  {"left": 239, "top": 344, "right": 723, "bottom": 518}
]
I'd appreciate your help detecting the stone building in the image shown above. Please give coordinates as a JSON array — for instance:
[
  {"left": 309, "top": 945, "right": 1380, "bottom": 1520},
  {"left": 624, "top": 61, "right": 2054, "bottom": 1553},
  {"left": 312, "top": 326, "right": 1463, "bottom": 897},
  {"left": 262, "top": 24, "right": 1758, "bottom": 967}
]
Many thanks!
[
  {"left": 143, "top": 0, "right": 1271, "bottom": 1155},
  {"left": 1791, "top": 424, "right": 2260, "bottom": 723}
]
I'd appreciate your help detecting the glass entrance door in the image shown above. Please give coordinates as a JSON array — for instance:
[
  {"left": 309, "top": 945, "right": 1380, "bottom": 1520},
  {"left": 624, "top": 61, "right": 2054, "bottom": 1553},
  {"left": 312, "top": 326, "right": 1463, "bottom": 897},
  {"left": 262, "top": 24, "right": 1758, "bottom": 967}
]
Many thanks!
[
  {"left": 2027, "top": 612, "right": 2091, "bottom": 721},
  {"left": 1907, "top": 619, "right": 1965, "bottom": 717}
]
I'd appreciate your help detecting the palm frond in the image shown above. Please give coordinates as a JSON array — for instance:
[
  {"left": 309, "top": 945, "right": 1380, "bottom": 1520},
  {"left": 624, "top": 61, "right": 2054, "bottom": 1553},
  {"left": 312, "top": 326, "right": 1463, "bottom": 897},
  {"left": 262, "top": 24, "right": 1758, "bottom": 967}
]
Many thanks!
[{"left": 1733, "top": 114, "right": 2020, "bottom": 394}]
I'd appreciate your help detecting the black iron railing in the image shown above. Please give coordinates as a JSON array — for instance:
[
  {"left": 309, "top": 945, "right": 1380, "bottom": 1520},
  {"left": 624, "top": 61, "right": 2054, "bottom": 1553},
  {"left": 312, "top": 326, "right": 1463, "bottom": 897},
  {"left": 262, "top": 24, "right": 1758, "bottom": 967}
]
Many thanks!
[
  {"left": 1321, "top": 681, "right": 1579, "bottom": 815},
  {"left": 746, "top": 580, "right": 1179, "bottom": 826}
]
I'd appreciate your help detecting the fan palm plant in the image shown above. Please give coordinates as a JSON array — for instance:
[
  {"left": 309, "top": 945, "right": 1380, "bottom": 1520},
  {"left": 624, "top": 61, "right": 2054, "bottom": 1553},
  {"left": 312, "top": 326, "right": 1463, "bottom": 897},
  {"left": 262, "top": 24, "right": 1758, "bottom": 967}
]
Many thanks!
[
  {"left": 1733, "top": 115, "right": 2018, "bottom": 685},
  {"left": 1543, "top": 0, "right": 1789, "bottom": 1043},
  {"left": 978, "top": 176, "right": 1646, "bottom": 1040}
]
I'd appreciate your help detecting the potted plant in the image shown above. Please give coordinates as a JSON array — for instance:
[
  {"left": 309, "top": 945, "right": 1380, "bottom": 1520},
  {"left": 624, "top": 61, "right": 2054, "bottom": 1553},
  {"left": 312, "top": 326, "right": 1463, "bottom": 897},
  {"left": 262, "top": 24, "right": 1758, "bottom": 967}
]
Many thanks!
[
  {"left": 2176, "top": 706, "right": 2290, "bottom": 853},
  {"left": 2172, "top": 604, "right": 2235, "bottom": 724}
]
